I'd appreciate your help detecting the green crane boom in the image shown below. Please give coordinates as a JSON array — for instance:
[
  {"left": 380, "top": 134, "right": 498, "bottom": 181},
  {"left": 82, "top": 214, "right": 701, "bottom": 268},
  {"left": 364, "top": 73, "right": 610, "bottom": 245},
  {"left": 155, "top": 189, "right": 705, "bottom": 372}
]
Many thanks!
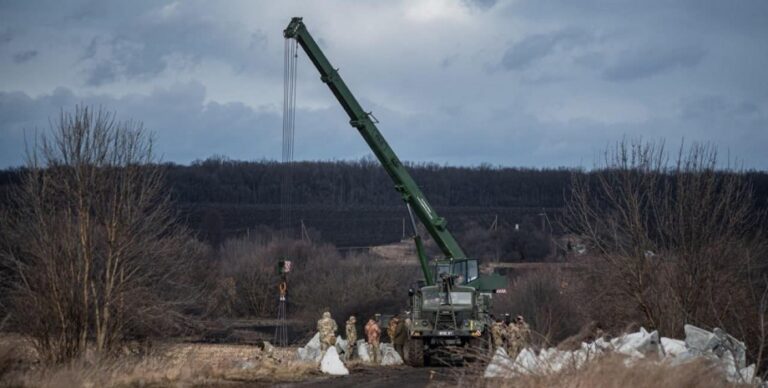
[{"left": 284, "top": 17, "right": 466, "bottom": 285}]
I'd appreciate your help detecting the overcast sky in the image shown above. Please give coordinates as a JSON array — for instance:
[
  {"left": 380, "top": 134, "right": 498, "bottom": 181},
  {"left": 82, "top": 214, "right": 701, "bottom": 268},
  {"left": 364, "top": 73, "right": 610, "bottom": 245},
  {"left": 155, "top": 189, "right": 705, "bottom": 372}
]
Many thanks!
[{"left": 1, "top": 0, "right": 767, "bottom": 169}]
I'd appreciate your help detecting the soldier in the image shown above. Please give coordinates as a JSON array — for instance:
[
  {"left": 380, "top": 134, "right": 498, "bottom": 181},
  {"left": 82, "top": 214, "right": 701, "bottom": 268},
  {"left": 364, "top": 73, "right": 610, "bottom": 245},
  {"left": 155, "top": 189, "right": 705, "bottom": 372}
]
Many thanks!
[
  {"left": 345, "top": 315, "right": 357, "bottom": 361},
  {"left": 490, "top": 318, "right": 506, "bottom": 352},
  {"left": 393, "top": 315, "right": 407, "bottom": 359},
  {"left": 506, "top": 317, "right": 522, "bottom": 358},
  {"left": 365, "top": 317, "right": 381, "bottom": 364},
  {"left": 516, "top": 315, "right": 531, "bottom": 349},
  {"left": 387, "top": 314, "right": 399, "bottom": 343},
  {"left": 317, "top": 311, "right": 338, "bottom": 353}
]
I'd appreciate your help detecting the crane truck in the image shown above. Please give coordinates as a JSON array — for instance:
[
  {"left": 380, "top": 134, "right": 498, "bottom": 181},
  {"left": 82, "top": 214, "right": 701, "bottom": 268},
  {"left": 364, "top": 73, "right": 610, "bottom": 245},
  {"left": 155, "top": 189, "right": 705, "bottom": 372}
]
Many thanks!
[{"left": 283, "top": 17, "right": 508, "bottom": 366}]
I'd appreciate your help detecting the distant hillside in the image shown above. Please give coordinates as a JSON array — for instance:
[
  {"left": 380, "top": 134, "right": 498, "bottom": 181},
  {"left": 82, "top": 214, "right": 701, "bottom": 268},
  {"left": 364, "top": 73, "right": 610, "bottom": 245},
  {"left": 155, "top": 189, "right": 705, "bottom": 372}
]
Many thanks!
[{"left": 2, "top": 158, "right": 767, "bottom": 250}]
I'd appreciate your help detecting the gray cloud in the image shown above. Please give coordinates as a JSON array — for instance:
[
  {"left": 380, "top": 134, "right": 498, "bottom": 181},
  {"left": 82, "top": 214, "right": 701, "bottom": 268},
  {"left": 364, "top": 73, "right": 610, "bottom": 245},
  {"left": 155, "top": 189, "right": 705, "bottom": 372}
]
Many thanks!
[
  {"left": 79, "top": 3, "right": 268, "bottom": 86},
  {"left": 500, "top": 28, "right": 590, "bottom": 70},
  {"left": 0, "top": 0, "right": 766, "bottom": 170},
  {"left": 603, "top": 46, "right": 706, "bottom": 82},
  {"left": 462, "top": 0, "right": 498, "bottom": 10},
  {"left": 0, "top": 28, "right": 13, "bottom": 45},
  {"left": 0, "top": 82, "right": 370, "bottom": 167},
  {"left": 12, "top": 49, "right": 37, "bottom": 63}
]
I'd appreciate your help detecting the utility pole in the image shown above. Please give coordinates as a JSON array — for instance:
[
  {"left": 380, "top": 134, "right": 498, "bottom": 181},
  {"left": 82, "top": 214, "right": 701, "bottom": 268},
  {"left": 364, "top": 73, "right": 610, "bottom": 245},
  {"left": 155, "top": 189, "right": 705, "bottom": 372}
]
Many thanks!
[
  {"left": 490, "top": 214, "right": 499, "bottom": 262},
  {"left": 300, "top": 219, "right": 311, "bottom": 243}
]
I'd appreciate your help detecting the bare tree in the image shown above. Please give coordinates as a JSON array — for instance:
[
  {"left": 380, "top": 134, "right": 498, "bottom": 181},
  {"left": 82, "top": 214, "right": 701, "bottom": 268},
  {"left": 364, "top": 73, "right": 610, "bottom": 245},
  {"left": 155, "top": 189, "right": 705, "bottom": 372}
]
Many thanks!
[
  {"left": 1, "top": 106, "right": 203, "bottom": 362},
  {"left": 565, "top": 139, "right": 768, "bottom": 364}
]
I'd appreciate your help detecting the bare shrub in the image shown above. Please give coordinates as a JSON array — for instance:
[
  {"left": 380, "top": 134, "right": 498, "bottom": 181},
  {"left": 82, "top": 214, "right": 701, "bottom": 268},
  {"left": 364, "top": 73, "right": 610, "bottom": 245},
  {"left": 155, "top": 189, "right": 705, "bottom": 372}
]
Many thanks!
[
  {"left": 214, "top": 232, "right": 417, "bottom": 329},
  {"left": 0, "top": 107, "right": 203, "bottom": 362},
  {"left": 459, "top": 221, "right": 552, "bottom": 263},
  {"left": 493, "top": 269, "right": 584, "bottom": 346},
  {"left": 565, "top": 139, "right": 768, "bottom": 368}
]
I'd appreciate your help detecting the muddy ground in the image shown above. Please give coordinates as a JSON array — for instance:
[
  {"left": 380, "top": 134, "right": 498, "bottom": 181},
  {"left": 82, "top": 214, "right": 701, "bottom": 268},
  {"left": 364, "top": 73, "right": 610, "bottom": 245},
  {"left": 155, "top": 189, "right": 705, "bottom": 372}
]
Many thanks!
[{"left": 268, "top": 365, "right": 455, "bottom": 388}]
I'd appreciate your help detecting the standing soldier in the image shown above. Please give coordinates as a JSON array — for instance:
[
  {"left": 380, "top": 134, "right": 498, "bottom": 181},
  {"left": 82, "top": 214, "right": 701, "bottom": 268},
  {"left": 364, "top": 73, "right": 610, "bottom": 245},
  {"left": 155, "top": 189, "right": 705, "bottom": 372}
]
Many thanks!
[
  {"left": 345, "top": 315, "right": 357, "bottom": 361},
  {"left": 317, "top": 311, "right": 338, "bottom": 353},
  {"left": 387, "top": 314, "right": 399, "bottom": 343},
  {"left": 490, "top": 318, "right": 505, "bottom": 352},
  {"left": 393, "top": 315, "right": 407, "bottom": 359},
  {"left": 506, "top": 317, "right": 521, "bottom": 358},
  {"left": 365, "top": 317, "right": 381, "bottom": 364},
  {"left": 516, "top": 315, "right": 531, "bottom": 349}
]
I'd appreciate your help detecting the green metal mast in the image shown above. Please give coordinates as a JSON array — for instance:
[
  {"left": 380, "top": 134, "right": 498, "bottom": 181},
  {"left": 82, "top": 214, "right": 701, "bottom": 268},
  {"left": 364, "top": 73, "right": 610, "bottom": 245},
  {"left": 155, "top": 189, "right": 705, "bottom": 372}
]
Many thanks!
[{"left": 284, "top": 17, "right": 467, "bottom": 284}]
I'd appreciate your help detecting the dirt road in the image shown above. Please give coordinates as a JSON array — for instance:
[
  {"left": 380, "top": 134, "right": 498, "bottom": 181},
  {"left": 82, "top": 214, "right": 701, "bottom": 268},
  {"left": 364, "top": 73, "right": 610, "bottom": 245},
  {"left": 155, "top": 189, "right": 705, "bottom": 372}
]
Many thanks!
[{"left": 272, "top": 365, "right": 454, "bottom": 388}]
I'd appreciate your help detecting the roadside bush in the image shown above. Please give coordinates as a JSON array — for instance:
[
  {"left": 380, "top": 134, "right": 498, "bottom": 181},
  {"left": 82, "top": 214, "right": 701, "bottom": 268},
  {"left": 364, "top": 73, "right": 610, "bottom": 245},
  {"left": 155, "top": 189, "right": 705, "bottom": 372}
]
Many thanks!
[
  {"left": 214, "top": 233, "right": 418, "bottom": 328},
  {"left": 493, "top": 269, "right": 584, "bottom": 346},
  {"left": 565, "top": 139, "right": 768, "bottom": 369}
]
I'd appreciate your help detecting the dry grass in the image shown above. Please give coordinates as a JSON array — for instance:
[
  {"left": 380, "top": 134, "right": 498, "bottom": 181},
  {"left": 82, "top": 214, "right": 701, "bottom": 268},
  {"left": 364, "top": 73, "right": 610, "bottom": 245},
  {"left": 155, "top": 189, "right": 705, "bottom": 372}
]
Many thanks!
[
  {"left": 448, "top": 352, "right": 746, "bottom": 388},
  {"left": 0, "top": 339, "right": 320, "bottom": 388}
]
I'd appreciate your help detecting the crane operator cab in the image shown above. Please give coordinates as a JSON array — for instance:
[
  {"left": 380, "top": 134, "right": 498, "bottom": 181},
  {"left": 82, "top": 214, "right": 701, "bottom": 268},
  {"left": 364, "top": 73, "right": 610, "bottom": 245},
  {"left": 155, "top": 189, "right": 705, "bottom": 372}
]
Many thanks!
[
  {"left": 434, "top": 259, "right": 479, "bottom": 285},
  {"left": 432, "top": 258, "right": 507, "bottom": 294}
]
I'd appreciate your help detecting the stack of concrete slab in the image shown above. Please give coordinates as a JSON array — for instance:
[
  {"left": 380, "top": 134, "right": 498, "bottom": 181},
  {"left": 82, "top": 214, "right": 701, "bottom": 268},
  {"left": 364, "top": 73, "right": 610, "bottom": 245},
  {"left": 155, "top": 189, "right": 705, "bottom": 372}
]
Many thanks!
[
  {"left": 380, "top": 343, "right": 404, "bottom": 366},
  {"left": 297, "top": 334, "right": 349, "bottom": 362},
  {"left": 484, "top": 325, "right": 759, "bottom": 385},
  {"left": 352, "top": 341, "right": 403, "bottom": 365},
  {"left": 296, "top": 333, "right": 322, "bottom": 362},
  {"left": 320, "top": 347, "right": 349, "bottom": 375}
]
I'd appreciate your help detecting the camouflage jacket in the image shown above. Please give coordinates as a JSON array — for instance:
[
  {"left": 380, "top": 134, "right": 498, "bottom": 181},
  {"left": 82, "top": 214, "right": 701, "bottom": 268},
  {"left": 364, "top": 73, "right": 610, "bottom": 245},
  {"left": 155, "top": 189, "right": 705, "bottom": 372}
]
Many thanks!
[
  {"left": 346, "top": 320, "right": 357, "bottom": 343},
  {"left": 317, "top": 317, "right": 338, "bottom": 341},
  {"left": 365, "top": 320, "right": 381, "bottom": 344},
  {"left": 387, "top": 318, "right": 399, "bottom": 341},
  {"left": 507, "top": 322, "right": 521, "bottom": 342},
  {"left": 491, "top": 322, "right": 506, "bottom": 346}
]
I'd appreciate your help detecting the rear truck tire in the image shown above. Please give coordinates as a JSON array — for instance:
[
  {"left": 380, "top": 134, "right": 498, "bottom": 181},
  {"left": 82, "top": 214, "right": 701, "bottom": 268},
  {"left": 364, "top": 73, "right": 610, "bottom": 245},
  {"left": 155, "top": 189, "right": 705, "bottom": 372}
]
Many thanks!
[{"left": 404, "top": 337, "right": 425, "bottom": 367}]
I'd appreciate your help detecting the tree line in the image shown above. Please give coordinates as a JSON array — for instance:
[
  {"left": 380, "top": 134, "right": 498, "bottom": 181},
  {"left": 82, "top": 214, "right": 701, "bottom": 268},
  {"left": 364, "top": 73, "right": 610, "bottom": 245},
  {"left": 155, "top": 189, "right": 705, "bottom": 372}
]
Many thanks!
[{"left": 4, "top": 157, "right": 766, "bottom": 250}]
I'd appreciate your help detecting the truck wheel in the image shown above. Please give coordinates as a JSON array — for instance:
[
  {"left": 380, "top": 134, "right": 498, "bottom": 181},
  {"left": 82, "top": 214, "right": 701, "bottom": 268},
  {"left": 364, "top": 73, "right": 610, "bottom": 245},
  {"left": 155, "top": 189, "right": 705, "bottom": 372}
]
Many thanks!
[{"left": 404, "top": 337, "right": 424, "bottom": 367}]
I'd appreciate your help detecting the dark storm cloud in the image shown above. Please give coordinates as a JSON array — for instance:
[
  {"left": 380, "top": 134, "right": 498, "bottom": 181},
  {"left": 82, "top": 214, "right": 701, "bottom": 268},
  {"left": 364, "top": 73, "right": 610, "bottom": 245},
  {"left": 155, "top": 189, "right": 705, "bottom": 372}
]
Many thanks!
[{"left": 603, "top": 46, "right": 706, "bottom": 82}]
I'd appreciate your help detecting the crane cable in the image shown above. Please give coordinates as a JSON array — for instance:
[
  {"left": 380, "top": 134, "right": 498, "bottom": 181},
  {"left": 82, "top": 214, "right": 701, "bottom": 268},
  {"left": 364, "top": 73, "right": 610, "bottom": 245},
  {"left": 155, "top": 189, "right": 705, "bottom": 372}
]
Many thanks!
[
  {"left": 281, "top": 38, "right": 298, "bottom": 235},
  {"left": 276, "top": 38, "right": 298, "bottom": 347}
]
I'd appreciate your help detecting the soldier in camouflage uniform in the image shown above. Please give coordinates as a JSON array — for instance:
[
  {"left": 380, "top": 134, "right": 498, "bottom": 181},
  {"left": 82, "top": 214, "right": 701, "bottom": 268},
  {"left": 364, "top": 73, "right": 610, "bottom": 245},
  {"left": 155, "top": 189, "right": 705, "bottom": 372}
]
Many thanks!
[
  {"left": 317, "top": 311, "right": 338, "bottom": 353},
  {"left": 387, "top": 315, "right": 399, "bottom": 343},
  {"left": 365, "top": 317, "right": 381, "bottom": 364},
  {"left": 345, "top": 315, "right": 357, "bottom": 361},
  {"left": 507, "top": 315, "right": 531, "bottom": 357},
  {"left": 490, "top": 318, "right": 506, "bottom": 352},
  {"left": 516, "top": 315, "right": 531, "bottom": 348},
  {"left": 506, "top": 317, "right": 522, "bottom": 358}
]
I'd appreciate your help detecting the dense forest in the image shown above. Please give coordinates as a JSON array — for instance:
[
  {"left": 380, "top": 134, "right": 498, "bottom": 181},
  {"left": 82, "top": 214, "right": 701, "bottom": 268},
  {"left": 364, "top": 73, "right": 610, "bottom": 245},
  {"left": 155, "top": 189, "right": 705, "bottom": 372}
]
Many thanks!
[{"left": 2, "top": 157, "right": 767, "bottom": 250}]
